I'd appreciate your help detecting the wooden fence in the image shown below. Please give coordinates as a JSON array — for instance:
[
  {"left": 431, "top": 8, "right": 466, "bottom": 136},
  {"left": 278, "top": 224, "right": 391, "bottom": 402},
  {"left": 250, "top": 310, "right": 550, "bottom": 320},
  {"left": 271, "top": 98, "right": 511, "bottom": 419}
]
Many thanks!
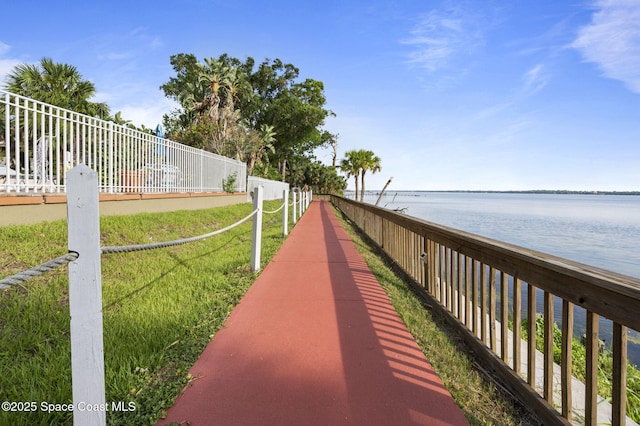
[{"left": 331, "top": 195, "right": 640, "bottom": 426}]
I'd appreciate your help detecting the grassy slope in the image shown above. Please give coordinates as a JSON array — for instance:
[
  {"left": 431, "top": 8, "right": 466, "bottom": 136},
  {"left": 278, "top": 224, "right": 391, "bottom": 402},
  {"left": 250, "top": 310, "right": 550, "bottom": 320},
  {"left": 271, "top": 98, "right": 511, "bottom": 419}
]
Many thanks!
[{"left": 0, "top": 200, "right": 287, "bottom": 425}]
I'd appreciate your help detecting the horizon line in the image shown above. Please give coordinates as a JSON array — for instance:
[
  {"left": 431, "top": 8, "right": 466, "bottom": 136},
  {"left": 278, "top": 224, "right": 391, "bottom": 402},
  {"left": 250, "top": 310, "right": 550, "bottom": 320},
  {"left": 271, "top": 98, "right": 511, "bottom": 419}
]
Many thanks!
[{"left": 345, "top": 189, "right": 640, "bottom": 195}]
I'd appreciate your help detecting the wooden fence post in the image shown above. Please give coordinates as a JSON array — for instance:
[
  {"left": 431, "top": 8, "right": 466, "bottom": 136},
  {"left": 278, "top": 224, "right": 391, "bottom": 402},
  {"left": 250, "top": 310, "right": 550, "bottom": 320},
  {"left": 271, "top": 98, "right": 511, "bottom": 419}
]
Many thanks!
[
  {"left": 283, "top": 188, "right": 289, "bottom": 236},
  {"left": 251, "top": 186, "right": 263, "bottom": 272},
  {"left": 66, "top": 165, "right": 106, "bottom": 426}
]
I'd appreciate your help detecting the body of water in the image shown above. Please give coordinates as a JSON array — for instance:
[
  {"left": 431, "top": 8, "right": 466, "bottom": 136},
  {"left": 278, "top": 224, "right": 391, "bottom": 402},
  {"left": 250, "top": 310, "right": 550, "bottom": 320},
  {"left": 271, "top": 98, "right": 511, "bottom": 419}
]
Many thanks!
[{"left": 357, "top": 191, "right": 640, "bottom": 366}]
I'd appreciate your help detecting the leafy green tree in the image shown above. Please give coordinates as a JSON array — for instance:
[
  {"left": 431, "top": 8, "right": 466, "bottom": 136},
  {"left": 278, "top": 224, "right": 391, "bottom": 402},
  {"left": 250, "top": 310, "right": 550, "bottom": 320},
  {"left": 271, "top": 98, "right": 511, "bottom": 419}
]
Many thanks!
[
  {"left": 4, "top": 57, "right": 109, "bottom": 118},
  {"left": 286, "top": 156, "right": 346, "bottom": 195},
  {"left": 164, "top": 56, "right": 250, "bottom": 157},
  {"left": 161, "top": 54, "right": 333, "bottom": 183},
  {"left": 254, "top": 71, "right": 331, "bottom": 181},
  {"left": 161, "top": 54, "right": 204, "bottom": 132},
  {"left": 220, "top": 56, "right": 332, "bottom": 181},
  {"left": 307, "top": 162, "right": 346, "bottom": 194}
]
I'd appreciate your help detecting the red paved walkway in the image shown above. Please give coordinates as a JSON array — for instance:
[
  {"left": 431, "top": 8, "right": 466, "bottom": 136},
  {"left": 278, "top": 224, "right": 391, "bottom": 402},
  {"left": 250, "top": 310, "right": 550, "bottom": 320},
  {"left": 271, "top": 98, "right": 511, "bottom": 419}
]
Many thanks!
[{"left": 158, "top": 200, "right": 469, "bottom": 425}]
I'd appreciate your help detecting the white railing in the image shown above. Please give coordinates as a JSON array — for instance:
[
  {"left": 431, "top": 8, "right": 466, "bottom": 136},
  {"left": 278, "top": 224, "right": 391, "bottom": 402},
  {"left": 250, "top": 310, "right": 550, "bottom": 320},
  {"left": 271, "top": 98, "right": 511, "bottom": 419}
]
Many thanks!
[{"left": 0, "top": 90, "right": 246, "bottom": 195}]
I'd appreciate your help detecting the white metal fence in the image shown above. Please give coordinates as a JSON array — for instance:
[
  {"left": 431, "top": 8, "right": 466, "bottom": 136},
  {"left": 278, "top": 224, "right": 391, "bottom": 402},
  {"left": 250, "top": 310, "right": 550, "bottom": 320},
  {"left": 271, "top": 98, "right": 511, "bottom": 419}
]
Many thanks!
[{"left": 0, "top": 90, "right": 246, "bottom": 194}]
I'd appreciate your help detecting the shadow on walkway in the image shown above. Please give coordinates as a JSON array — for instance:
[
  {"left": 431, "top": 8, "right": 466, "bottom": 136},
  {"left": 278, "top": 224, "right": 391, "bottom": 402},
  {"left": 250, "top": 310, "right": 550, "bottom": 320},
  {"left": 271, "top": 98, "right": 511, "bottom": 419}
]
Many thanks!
[{"left": 158, "top": 200, "right": 469, "bottom": 425}]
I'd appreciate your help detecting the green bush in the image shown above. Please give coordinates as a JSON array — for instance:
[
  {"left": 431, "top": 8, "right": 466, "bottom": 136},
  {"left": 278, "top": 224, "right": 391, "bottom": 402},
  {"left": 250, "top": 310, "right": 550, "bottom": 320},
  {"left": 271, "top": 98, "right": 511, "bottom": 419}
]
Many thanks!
[{"left": 222, "top": 172, "right": 237, "bottom": 193}]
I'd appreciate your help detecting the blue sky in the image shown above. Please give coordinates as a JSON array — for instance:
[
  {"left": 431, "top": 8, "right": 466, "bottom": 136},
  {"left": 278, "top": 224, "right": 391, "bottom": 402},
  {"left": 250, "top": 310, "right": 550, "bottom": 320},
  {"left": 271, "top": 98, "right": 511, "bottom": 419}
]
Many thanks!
[{"left": 1, "top": 0, "right": 639, "bottom": 191}]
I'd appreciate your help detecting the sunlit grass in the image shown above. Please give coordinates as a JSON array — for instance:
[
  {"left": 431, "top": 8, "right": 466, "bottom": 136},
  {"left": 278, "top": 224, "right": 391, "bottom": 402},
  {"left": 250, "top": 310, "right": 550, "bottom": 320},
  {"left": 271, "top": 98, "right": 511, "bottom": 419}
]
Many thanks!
[{"left": 0, "top": 200, "right": 288, "bottom": 425}]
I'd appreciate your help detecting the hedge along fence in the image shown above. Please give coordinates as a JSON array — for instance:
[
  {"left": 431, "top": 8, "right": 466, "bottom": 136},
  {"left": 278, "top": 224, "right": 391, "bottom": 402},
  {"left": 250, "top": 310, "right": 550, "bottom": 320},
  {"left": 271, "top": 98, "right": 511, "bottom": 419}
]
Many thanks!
[{"left": 0, "top": 165, "right": 312, "bottom": 426}]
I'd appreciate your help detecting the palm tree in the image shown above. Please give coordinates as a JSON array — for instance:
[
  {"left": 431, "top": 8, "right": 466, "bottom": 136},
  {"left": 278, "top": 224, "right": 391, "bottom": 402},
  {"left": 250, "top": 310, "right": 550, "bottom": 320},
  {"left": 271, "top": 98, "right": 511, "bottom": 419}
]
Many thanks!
[
  {"left": 340, "top": 150, "right": 363, "bottom": 201},
  {"left": 359, "top": 150, "right": 381, "bottom": 202},
  {"left": 112, "top": 111, "right": 133, "bottom": 127},
  {"left": 189, "top": 58, "right": 254, "bottom": 157},
  {"left": 4, "top": 57, "right": 109, "bottom": 118},
  {"left": 246, "top": 124, "right": 276, "bottom": 176}
]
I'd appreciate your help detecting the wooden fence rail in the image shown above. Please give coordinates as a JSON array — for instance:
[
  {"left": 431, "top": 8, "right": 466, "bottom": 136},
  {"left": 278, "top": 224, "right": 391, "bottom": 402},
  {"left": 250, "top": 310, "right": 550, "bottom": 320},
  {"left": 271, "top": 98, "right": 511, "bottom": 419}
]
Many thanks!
[{"left": 330, "top": 195, "right": 640, "bottom": 426}]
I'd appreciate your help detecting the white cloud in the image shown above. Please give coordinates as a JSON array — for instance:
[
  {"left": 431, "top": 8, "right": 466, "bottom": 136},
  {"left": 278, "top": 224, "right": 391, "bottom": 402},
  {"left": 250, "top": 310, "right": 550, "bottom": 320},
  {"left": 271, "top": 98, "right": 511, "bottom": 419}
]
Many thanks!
[
  {"left": 0, "top": 59, "right": 21, "bottom": 85},
  {"left": 402, "top": 6, "right": 484, "bottom": 72},
  {"left": 572, "top": 0, "right": 640, "bottom": 93},
  {"left": 522, "top": 64, "right": 548, "bottom": 94},
  {"left": 115, "top": 96, "right": 178, "bottom": 129},
  {"left": 0, "top": 41, "right": 23, "bottom": 86},
  {"left": 97, "top": 52, "right": 134, "bottom": 61},
  {"left": 0, "top": 41, "right": 10, "bottom": 55}
]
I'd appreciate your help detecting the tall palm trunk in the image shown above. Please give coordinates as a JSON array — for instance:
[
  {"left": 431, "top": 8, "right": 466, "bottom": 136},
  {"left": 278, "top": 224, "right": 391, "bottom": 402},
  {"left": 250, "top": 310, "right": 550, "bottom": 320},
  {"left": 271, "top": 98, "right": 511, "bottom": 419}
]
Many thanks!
[
  {"left": 281, "top": 158, "right": 287, "bottom": 182},
  {"left": 360, "top": 170, "right": 367, "bottom": 202}
]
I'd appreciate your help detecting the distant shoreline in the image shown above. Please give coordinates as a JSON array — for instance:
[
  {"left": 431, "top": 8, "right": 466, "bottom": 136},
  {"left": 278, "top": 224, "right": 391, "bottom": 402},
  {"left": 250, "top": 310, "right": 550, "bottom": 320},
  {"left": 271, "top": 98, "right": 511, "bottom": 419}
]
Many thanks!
[{"left": 354, "top": 190, "right": 640, "bottom": 196}]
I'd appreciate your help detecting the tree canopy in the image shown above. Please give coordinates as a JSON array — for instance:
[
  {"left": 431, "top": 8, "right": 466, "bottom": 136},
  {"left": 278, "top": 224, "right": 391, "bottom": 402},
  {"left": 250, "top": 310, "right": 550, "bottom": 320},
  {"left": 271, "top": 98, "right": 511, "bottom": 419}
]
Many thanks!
[
  {"left": 4, "top": 57, "right": 110, "bottom": 119},
  {"left": 160, "top": 53, "right": 341, "bottom": 191}
]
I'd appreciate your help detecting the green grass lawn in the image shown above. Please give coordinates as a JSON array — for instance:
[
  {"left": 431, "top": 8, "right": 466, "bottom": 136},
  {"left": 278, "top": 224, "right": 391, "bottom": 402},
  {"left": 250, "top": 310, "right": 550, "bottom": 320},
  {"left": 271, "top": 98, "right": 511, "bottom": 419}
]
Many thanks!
[{"left": 0, "top": 200, "right": 288, "bottom": 425}]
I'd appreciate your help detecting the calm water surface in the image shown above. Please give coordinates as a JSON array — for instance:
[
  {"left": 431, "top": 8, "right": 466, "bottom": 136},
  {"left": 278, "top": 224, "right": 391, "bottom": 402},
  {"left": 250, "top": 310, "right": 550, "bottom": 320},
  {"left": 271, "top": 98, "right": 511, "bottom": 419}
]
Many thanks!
[
  {"left": 360, "top": 191, "right": 640, "bottom": 365},
  {"left": 366, "top": 192, "right": 640, "bottom": 278}
]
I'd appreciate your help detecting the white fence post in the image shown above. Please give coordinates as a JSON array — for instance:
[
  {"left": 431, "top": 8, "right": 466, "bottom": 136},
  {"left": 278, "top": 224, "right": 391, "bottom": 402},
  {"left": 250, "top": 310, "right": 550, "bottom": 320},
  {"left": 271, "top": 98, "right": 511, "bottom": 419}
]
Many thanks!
[
  {"left": 283, "top": 188, "right": 289, "bottom": 236},
  {"left": 292, "top": 190, "right": 297, "bottom": 225},
  {"left": 250, "top": 186, "right": 263, "bottom": 272},
  {"left": 66, "top": 165, "right": 106, "bottom": 426}
]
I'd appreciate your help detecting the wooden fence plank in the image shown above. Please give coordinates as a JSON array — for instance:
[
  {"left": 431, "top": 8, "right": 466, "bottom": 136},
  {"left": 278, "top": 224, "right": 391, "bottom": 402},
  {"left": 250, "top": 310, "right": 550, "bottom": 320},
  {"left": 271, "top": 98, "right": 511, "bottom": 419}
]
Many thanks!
[
  {"left": 458, "top": 252, "right": 464, "bottom": 322},
  {"left": 490, "top": 267, "right": 497, "bottom": 351},
  {"left": 466, "top": 256, "right": 472, "bottom": 330},
  {"left": 544, "top": 291, "right": 554, "bottom": 402},
  {"left": 585, "top": 311, "right": 599, "bottom": 426},
  {"left": 481, "top": 264, "right": 488, "bottom": 345},
  {"left": 561, "top": 300, "right": 573, "bottom": 421},
  {"left": 501, "top": 272, "right": 509, "bottom": 363},
  {"left": 513, "top": 277, "right": 522, "bottom": 375},
  {"left": 612, "top": 323, "right": 628, "bottom": 426},
  {"left": 528, "top": 283, "right": 537, "bottom": 387}
]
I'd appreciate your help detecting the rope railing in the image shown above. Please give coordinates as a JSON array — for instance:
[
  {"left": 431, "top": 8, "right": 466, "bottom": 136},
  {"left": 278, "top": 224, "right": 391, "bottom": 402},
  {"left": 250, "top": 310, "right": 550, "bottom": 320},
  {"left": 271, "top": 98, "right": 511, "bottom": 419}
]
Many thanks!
[
  {"left": 0, "top": 252, "right": 79, "bottom": 290},
  {"left": 101, "top": 209, "right": 258, "bottom": 254},
  {"left": 1, "top": 188, "right": 310, "bottom": 292},
  {"left": 263, "top": 201, "right": 286, "bottom": 215},
  {"left": 0, "top": 210, "right": 260, "bottom": 290}
]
